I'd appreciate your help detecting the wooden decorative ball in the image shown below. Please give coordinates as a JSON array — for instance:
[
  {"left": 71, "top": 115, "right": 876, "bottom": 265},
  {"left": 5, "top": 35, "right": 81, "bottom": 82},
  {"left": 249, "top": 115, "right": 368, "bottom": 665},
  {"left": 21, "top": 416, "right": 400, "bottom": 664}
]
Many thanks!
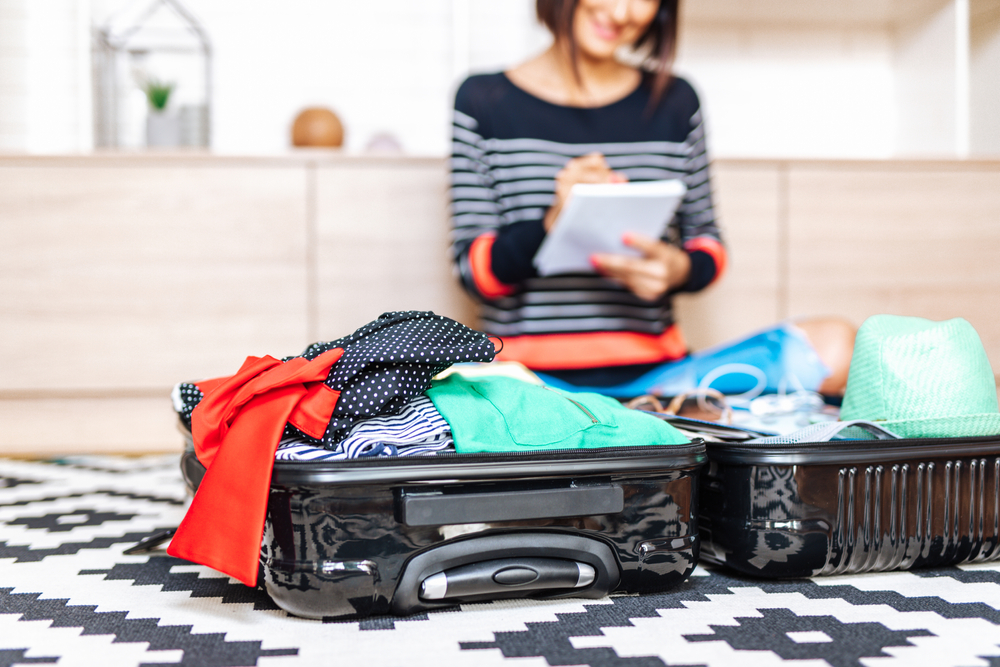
[{"left": 291, "top": 107, "right": 344, "bottom": 147}]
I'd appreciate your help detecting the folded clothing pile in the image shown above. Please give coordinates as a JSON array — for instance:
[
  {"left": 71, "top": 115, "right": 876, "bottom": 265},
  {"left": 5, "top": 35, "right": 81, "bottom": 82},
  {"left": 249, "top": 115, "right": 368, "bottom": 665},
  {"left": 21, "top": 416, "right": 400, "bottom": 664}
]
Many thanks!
[
  {"left": 175, "top": 389, "right": 456, "bottom": 462},
  {"left": 172, "top": 310, "right": 496, "bottom": 458},
  {"left": 272, "top": 394, "right": 454, "bottom": 461}
]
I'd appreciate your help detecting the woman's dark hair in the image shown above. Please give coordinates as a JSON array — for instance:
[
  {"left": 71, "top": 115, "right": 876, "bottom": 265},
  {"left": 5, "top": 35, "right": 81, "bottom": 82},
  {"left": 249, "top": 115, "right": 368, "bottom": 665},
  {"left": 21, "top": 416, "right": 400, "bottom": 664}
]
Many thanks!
[{"left": 536, "top": 0, "right": 680, "bottom": 105}]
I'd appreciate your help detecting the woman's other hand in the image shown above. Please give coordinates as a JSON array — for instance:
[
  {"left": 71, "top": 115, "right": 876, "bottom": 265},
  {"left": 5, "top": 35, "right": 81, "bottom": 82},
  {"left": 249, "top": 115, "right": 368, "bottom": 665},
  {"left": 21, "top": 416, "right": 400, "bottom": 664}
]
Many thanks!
[
  {"left": 543, "top": 152, "right": 627, "bottom": 231},
  {"left": 590, "top": 233, "right": 691, "bottom": 301}
]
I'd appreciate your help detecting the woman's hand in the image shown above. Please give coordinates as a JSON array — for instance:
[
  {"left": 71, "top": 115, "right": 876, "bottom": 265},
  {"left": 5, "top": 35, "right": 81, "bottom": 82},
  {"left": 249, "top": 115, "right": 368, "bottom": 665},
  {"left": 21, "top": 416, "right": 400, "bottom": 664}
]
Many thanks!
[
  {"left": 544, "top": 152, "right": 627, "bottom": 232},
  {"left": 591, "top": 233, "right": 692, "bottom": 302}
]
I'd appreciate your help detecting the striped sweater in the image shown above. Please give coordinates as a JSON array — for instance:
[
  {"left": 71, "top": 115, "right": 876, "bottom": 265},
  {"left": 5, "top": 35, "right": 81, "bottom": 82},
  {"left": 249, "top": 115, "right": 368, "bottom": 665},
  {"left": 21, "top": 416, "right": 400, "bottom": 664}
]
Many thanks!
[{"left": 450, "top": 72, "right": 726, "bottom": 376}]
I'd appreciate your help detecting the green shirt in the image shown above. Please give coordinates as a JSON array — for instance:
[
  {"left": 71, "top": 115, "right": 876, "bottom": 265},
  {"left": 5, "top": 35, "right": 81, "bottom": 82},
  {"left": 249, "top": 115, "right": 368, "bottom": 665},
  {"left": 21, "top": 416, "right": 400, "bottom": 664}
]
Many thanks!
[{"left": 426, "top": 374, "right": 689, "bottom": 453}]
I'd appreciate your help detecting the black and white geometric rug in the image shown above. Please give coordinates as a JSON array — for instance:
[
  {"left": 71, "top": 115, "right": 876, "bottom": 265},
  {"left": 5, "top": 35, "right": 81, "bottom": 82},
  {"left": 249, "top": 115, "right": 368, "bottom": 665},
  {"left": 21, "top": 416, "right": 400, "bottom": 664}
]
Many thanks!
[{"left": 2, "top": 456, "right": 999, "bottom": 667}]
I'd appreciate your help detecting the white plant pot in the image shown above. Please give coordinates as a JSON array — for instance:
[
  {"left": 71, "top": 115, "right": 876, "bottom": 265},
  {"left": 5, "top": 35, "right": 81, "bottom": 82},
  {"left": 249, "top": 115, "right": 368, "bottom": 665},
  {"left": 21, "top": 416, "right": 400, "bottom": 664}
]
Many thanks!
[{"left": 146, "top": 111, "right": 181, "bottom": 148}]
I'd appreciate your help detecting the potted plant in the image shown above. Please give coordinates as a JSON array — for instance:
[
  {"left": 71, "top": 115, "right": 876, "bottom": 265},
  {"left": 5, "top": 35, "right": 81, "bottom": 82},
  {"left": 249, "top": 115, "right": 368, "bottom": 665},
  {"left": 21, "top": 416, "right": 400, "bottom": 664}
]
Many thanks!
[{"left": 142, "top": 77, "right": 180, "bottom": 147}]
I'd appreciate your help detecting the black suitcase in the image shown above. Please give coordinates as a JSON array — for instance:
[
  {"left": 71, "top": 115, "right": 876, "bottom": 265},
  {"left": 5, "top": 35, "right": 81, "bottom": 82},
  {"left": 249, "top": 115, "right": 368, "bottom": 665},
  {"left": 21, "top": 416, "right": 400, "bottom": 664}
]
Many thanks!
[
  {"left": 699, "top": 434, "right": 1000, "bottom": 578},
  {"left": 179, "top": 433, "right": 706, "bottom": 619}
]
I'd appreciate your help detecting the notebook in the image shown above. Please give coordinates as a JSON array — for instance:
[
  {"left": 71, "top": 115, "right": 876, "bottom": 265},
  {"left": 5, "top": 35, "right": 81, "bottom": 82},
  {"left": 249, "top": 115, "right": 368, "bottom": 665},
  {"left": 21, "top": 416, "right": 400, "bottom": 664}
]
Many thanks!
[{"left": 534, "top": 179, "right": 687, "bottom": 276}]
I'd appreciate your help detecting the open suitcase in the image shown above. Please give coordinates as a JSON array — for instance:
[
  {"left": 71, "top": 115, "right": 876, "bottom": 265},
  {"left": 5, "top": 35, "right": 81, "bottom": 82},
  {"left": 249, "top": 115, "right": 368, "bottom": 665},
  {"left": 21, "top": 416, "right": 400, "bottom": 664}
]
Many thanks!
[
  {"left": 179, "top": 435, "right": 705, "bottom": 619},
  {"left": 163, "top": 311, "right": 708, "bottom": 619},
  {"left": 699, "top": 434, "right": 1000, "bottom": 578}
]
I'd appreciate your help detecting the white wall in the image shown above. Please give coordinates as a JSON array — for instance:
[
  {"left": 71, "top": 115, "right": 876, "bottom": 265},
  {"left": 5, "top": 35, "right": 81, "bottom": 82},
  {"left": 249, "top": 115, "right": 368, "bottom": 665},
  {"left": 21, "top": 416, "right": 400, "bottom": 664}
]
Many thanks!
[
  {"left": 893, "top": 1, "right": 965, "bottom": 156},
  {"left": 195, "top": 0, "right": 456, "bottom": 155},
  {"left": 0, "top": 0, "right": 91, "bottom": 153},
  {"left": 677, "top": 23, "right": 897, "bottom": 159},
  {"left": 465, "top": 0, "right": 552, "bottom": 74},
  {"left": 970, "top": 0, "right": 1000, "bottom": 156},
  {"left": 89, "top": 0, "right": 549, "bottom": 156},
  {"left": 97, "top": 0, "right": 902, "bottom": 158},
  {"left": 1, "top": 0, "right": 991, "bottom": 158},
  {"left": 0, "top": 1, "right": 28, "bottom": 151}
]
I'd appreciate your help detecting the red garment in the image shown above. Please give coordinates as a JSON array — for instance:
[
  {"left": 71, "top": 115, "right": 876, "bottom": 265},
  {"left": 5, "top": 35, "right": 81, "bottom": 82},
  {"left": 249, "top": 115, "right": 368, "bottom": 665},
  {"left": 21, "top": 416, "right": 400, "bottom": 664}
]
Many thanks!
[{"left": 167, "top": 348, "right": 344, "bottom": 586}]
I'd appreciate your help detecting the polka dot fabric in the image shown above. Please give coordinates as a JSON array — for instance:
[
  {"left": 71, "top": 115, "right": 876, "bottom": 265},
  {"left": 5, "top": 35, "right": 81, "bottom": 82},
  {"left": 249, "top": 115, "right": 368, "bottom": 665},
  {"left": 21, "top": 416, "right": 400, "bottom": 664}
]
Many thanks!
[
  {"left": 172, "top": 311, "right": 496, "bottom": 449},
  {"left": 301, "top": 311, "right": 495, "bottom": 446},
  {"left": 171, "top": 382, "right": 204, "bottom": 431}
]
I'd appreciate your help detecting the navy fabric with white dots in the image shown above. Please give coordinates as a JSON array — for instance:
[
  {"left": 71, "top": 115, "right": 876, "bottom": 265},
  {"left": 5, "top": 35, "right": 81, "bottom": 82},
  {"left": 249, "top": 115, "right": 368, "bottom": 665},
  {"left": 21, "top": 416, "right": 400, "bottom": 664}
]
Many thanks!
[
  {"left": 174, "top": 311, "right": 496, "bottom": 450},
  {"left": 301, "top": 311, "right": 496, "bottom": 445}
]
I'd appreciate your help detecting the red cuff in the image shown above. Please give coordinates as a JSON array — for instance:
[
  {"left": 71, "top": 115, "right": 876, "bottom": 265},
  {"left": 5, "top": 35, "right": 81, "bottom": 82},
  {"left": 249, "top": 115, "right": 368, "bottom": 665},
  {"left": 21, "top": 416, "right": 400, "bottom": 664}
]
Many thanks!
[
  {"left": 684, "top": 237, "right": 727, "bottom": 284},
  {"left": 469, "top": 233, "right": 516, "bottom": 299}
]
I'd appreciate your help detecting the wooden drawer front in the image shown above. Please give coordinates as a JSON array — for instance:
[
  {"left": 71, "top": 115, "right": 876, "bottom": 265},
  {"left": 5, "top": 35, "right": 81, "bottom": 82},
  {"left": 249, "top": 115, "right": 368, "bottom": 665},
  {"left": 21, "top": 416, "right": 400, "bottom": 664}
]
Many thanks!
[
  {"left": 787, "top": 165, "right": 1000, "bottom": 370},
  {"left": 0, "top": 165, "right": 309, "bottom": 390}
]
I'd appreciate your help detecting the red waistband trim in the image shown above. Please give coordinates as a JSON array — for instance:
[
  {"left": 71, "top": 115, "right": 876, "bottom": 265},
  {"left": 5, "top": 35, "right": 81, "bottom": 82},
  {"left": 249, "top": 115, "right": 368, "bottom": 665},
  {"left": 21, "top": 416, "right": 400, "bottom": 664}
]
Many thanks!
[{"left": 494, "top": 326, "right": 687, "bottom": 370}]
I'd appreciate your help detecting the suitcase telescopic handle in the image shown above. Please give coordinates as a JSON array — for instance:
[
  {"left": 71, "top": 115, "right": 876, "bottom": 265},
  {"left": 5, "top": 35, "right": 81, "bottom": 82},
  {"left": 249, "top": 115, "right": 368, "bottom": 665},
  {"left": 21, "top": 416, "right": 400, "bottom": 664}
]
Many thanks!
[
  {"left": 399, "top": 484, "right": 624, "bottom": 526},
  {"left": 419, "top": 557, "right": 596, "bottom": 600}
]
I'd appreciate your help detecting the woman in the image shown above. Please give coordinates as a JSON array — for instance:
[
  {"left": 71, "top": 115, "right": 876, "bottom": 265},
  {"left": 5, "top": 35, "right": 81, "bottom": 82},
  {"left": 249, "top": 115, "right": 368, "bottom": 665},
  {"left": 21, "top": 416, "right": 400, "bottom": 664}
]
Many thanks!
[{"left": 449, "top": 0, "right": 854, "bottom": 399}]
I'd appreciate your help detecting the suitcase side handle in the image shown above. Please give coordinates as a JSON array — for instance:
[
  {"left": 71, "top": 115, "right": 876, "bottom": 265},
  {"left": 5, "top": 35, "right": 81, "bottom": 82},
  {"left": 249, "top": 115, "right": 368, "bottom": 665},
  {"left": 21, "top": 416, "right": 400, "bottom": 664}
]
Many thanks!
[{"left": 391, "top": 532, "right": 620, "bottom": 615}]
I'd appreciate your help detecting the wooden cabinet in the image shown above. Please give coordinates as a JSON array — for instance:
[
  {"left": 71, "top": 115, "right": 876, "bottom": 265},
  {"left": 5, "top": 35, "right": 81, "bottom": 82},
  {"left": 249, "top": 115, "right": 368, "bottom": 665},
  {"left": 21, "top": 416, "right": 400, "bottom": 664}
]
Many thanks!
[
  {"left": 1, "top": 154, "right": 998, "bottom": 454},
  {"left": 678, "top": 159, "right": 1000, "bottom": 364},
  {"left": 0, "top": 154, "right": 473, "bottom": 455},
  {"left": 0, "top": 160, "right": 310, "bottom": 391},
  {"left": 314, "top": 161, "right": 476, "bottom": 340}
]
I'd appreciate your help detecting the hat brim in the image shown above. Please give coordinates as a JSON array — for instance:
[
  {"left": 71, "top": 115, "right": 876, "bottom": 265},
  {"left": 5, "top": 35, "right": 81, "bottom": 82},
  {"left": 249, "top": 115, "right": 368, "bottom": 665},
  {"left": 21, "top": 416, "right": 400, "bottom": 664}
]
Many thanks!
[{"left": 877, "top": 414, "right": 1000, "bottom": 439}]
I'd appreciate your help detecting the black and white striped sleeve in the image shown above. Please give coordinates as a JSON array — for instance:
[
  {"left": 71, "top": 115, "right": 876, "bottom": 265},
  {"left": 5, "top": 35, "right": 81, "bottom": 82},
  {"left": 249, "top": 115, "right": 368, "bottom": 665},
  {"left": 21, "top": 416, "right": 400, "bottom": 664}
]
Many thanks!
[
  {"left": 675, "top": 102, "right": 727, "bottom": 292},
  {"left": 450, "top": 80, "right": 544, "bottom": 301}
]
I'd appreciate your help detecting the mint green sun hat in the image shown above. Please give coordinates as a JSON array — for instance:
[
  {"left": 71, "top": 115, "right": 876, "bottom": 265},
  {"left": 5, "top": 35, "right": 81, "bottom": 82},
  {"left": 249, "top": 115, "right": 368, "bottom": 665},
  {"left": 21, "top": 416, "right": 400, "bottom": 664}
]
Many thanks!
[{"left": 839, "top": 315, "right": 1000, "bottom": 439}]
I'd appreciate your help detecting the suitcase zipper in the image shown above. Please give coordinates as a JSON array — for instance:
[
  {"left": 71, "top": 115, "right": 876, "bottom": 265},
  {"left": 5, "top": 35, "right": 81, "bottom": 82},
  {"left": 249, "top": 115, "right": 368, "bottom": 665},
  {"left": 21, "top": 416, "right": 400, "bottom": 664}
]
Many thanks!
[
  {"left": 705, "top": 433, "right": 1000, "bottom": 466},
  {"left": 275, "top": 440, "right": 705, "bottom": 467},
  {"left": 267, "top": 441, "right": 707, "bottom": 485},
  {"left": 709, "top": 433, "right": 1000, "bottom": 451}
]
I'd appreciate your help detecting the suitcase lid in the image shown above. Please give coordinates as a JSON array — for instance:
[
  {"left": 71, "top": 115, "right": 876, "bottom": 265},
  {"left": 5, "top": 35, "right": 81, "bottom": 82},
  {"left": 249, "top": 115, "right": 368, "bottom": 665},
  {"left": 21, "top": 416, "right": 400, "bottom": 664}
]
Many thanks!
[{"left": 269, "top": 442, "right": 707, "bottom": 486}]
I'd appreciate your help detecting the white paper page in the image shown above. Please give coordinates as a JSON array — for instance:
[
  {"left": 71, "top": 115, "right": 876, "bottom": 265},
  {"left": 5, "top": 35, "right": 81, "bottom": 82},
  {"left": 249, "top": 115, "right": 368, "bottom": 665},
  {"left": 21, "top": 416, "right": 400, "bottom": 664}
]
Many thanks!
[{"left": 534, "top": 179, "right": 687, "bottom": 276}]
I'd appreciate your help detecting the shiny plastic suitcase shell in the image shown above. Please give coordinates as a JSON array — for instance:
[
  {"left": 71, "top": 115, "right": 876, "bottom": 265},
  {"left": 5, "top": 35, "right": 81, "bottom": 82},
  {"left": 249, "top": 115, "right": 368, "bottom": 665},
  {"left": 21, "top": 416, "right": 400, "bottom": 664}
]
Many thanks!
[
  {"left": 180, "top": 441, "right": 705, "bottom": 619},
  {"left": 699, "top": 435, "right": 1000, "bottom": 578}
]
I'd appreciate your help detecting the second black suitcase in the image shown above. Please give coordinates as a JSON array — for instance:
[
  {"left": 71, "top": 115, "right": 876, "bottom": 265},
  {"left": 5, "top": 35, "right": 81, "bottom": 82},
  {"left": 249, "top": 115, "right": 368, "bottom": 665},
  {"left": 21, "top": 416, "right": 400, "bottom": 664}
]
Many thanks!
[{"left": 699, "top": 434, "right": 1000, "bottom": 578}]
